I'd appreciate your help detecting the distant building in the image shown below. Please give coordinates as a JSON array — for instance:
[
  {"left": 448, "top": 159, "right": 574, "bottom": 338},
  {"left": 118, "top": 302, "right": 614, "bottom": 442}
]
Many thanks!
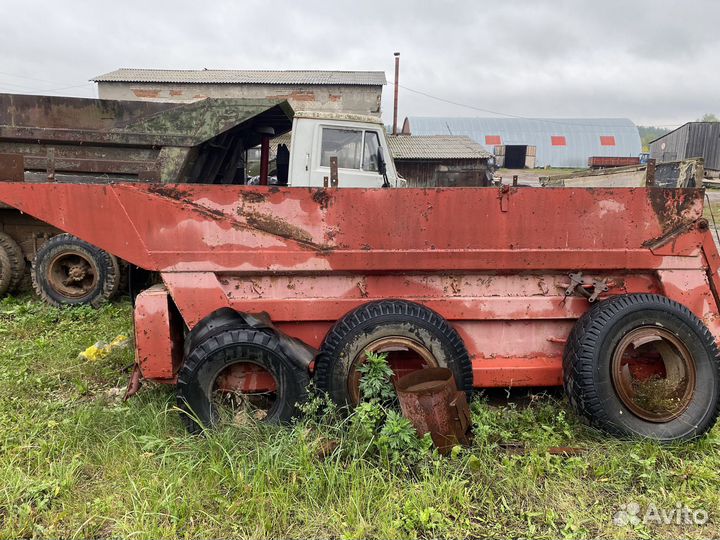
[
  {"left": 91, "top": 69, "right": 386, "bottom": 116},
  {"left": 650, "top": 122, "right": 720, "bottom": 172},
  {"left": 253, "top": 133, "right": 494, "bottom": 186},
  {"left": 388, "top": 135, "right": 493, "bottom": 187},
  {"left": 402, "top": 117, "right": 642, "bottom": 168}
]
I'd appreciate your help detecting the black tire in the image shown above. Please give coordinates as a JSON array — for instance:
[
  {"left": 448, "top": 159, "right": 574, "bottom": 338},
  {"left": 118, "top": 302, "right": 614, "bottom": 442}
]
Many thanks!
[
  {"left": 31, "top": 234, "right": 119, "bottom": 308},
  {"left": 563, "top": 294, "right": 720, "bottom": 441},
  {"left": 0, "top": 245, "right": 12, "bottom": 297},
  {"left": 183, "top": 307, "right": 246, "bottom": 359},
  {"left": 107, "top": 255, "right": 123, "bottom": 299},
  {"left": 115, "top": 258, "right": 129, "bottom": 297},
  {"left": 177, "top": 327, "right": 310, "bottom": 433},
  {"left": 0, "top": 232, "right": 24, "bottom": 292},
  {"left": 315, "top": 299, "right": 473, "bottom": 408}
]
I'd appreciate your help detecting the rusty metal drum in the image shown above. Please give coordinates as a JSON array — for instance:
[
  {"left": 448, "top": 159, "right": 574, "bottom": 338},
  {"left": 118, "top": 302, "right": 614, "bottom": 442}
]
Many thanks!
[{"left": 395, "top": 367, "right": 471, "bottom": 453}]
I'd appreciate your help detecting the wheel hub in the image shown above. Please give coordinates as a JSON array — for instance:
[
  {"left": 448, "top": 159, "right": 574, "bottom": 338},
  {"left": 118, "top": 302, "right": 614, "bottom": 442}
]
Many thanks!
[
  {"left": 611, "top": 326, "right": 696, "bottom": 422},
  {"left": 66, "top": 264, "right": 87, "bottom": 282},
  {"left": 348, "top": 336, "right": 439, "bottom": 404},
  {"left": 47, "top": 251, "right": 98, "bottom": 298},
  {"left": 213, "top": 359, "right": 278, "bottom": 425}
]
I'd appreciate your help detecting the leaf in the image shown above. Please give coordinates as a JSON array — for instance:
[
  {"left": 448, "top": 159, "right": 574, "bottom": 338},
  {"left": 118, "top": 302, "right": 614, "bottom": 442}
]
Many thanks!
[{"left": 467, "top": 455, "right": 483, "bottom": 473}]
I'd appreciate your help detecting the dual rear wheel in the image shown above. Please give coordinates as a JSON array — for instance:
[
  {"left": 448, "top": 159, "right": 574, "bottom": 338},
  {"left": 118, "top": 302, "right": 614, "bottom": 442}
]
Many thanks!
[
  {"left": 177, "top": 326, "right": 310, "bottom": 433},
  {"left": 177, "top": 295, "right": 720, "bottom": 442},
  {"left": 1, "top": 232, "right": 127, "bottom": 306},
  {"left": 0, "top": 232, "right": 24, "bottom": 297},
  {"left": 177, "top": 300, "right": 473, "bottom": 432}
]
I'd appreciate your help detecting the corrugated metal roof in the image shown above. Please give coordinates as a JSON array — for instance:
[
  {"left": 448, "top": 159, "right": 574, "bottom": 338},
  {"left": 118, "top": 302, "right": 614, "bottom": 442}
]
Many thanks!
[
  {"left": 405, "top": 117, "right": 641, "bottom": 168},
  {"left": 92, "top": 69, "right": 387, "bottom": 86},
  {"left": 388, "top": 135, "right": 492, "bottom": 159}
]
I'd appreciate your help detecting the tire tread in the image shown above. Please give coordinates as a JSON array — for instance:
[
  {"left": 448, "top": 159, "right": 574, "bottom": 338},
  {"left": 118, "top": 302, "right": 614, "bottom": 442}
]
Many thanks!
[
  {"left": 315, "top": 299, "right": 473, "bottom": 403},
  {"left": 563, "top": 293, "right": 720, "bottom": 440}
]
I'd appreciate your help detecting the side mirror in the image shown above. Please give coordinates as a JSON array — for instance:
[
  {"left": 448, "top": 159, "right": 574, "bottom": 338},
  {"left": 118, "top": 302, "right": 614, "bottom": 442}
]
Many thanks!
[{"left": 377, "top": 147, "right": 387, "bottom": 176}]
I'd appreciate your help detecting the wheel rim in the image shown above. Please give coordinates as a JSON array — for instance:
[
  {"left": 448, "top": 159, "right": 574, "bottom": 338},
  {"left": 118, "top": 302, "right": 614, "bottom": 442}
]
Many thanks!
[
  {"left": 212, "top": 356, "right": 278, "bottom": 425},
  {"left": 610, "top": 326, "right": 696, "bottom": 422},
  {"left": 47, "top": 251, "right": 99, "bottom": 299},
  {"left": 348, "top": 336, "right": 439, "bottom": 404}
]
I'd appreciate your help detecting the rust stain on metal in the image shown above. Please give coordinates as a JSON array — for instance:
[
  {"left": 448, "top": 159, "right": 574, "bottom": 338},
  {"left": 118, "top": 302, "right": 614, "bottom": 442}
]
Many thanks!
[
  {"left": 147, "top": 184, "right": 329, "bottom": 252},
  {"left": 312, "top": 188, "right": 332, "bottom": 210},
  {"left": 642, "top": 221, "right": 695, "bottom": 250},
  {"left": 148, "top": 184, "right": 227, "bottom": 221},
  {"left": 647, "top": 189, "right": 699, "bottom": 228},
  {"left": 324, "top": 226, "right": 339, "bottom": 243},
  {"left": 241, "top": 191, "right": 266, "bottom": 203},
  {"left": 642, "top": 189, "right": 703, "bottom": 249},
  {"left": 246, "top": 211, "right": 318, "bottom": 248}
]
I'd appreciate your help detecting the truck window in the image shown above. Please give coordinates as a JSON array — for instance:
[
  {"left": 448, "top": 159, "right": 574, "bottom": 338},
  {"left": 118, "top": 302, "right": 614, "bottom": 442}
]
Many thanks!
[
  {"left": 321, "top": 128, "right": 362, "bottom": 169},
  {"left": 362, "top": 131, "right": 381, "bottom": 172}
]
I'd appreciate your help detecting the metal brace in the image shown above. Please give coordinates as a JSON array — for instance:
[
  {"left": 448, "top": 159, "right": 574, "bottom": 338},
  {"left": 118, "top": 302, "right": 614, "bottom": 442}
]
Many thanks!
[
  {"left": 329, "top": 156, "right": 339, "bottom": 188},
  {"left": 564, "top": 272, "right": 585, "bottom": 297},
  {"left": 588, "top": 278, "right": 609, "bottom": 303},
  {"left": 562, "top": 272, "right": 609, "bottom": 303}
]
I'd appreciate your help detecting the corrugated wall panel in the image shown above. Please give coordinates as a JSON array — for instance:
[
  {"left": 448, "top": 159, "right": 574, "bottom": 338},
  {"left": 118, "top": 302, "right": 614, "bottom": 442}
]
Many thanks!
[
  {"left": 406, "top": 117, "right": 642, "bottom": 168},
  {"left": 687, "top": 123, "right": 720, "bottom": 170}
]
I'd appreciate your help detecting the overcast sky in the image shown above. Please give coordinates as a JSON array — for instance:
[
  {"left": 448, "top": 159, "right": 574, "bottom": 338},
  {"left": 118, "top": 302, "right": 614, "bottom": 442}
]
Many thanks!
[{"left": 1, "top": 0, "right": 717, "bottom": 128}]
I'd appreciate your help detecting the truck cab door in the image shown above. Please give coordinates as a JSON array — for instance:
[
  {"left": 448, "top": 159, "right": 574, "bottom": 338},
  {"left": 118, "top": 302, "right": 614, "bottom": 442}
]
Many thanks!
[{"left": 310, "top": 126, "right": 387, "bottom": 188}]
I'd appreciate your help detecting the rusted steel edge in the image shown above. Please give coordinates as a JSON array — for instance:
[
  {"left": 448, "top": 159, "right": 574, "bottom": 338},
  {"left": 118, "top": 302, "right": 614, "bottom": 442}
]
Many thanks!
[
  {"left": 643, "top": 221, "right": 697, "bottom": 250},
  {"left": 700, "top": 230, "right": 720, "bottom": 316},
  {"left": 123, "top": 364, "right": 142, "bottom": 400}
]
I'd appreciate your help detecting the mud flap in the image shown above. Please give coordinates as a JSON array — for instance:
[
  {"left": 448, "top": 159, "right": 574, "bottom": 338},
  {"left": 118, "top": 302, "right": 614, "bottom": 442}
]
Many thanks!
[{"left": 130, "top": 284, "right": 184, "bottom": 394}]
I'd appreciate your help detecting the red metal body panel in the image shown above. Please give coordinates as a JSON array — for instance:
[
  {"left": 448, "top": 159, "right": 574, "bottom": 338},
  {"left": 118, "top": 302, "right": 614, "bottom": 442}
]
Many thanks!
[
  {"left": 0, "top": 181, "right": 717, "bottom": 388},
  {"left": 133, "top": 284, "right": 183, "bottom": 382}
]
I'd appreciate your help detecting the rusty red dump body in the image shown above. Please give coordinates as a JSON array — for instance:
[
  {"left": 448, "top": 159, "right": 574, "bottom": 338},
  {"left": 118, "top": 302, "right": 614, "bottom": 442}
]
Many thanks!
[{"left": 0, "top": 182, "right": 718, "bottom": 389}]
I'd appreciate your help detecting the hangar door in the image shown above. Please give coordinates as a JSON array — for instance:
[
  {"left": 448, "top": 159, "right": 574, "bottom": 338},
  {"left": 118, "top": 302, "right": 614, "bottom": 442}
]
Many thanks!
[{"left": 494, "top": 145, "right": 536, "bottom": 169}]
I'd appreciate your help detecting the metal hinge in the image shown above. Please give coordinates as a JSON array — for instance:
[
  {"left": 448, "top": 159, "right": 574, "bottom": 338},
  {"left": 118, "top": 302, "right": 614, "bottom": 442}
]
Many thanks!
[{"left": 561, "top": 272, "right": 609, "bottom": 303}]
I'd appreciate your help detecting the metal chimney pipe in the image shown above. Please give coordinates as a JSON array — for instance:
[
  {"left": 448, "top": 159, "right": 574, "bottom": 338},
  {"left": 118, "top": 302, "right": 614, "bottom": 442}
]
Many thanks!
[{"left": 392, "top": 52, "right": 400, "bottom": 135}]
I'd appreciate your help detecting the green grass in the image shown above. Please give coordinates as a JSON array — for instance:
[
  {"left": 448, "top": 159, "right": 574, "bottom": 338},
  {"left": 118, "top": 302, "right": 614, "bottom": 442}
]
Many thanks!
[{"left": 1, "top": 296, "right": 720, "bottom": 538}]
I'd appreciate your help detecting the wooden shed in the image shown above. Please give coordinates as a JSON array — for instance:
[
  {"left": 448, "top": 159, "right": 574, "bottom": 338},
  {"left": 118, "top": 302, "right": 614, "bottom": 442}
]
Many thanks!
[{"left": 387, "top": 135, "right": 493, "bottom": 187}]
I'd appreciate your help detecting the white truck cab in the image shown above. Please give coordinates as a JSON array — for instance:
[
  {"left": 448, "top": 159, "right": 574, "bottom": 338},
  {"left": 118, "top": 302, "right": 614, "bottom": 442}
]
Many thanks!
[{"left": 287, "top": 111, "right": 400, "bottom": 188}]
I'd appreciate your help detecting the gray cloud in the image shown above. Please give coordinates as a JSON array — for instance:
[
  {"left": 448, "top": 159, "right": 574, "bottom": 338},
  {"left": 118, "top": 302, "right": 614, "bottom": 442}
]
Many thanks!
[{"left": 0, "top": 0, "right": 717, "bottom": 126}]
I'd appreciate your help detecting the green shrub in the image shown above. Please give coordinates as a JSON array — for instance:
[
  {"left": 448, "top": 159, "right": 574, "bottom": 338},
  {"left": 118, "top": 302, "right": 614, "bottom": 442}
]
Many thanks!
[{"left": 348, "top": 351, "right": 433, "bottom": 468}]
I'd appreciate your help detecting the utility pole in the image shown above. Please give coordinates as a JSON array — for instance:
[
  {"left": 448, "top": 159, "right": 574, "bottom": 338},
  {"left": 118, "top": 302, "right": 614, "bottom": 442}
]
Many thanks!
[{"left": 392, "top": 52, "right": 400, "bottom": 135}]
